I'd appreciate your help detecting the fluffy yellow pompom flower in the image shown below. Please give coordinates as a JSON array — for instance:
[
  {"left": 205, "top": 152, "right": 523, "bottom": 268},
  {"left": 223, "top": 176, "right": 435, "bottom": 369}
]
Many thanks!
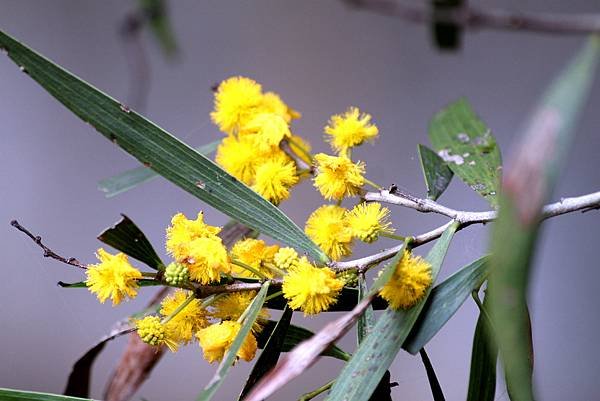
[
  {"left": 215, "top": 135, "right": 260, "bottom": 185},
  {"left": 240, "top": 112, "right": 291, "bottom": 150},
  {"left": 282, "top": 258, "right": 344, "bottom": 315},
  {"left": 196, "top": 321, "right": 257, "bottom": 363},
  {"left": 86, "top": 248, "right": 142, "bottom": 306},
  {"left": 313, "top": 153, "right": 365, "bottom": 201},
  {"left": 379, "top": 250, "right": 433, "bottom": 310},
  {"left": 211, "top": 76, "right": 264, "bottom": 134},
  {"left": 135, "top": 316, "right": 178, "bottom": 352},
  {"left": 305, "top": 205, "right": 353, "bottom": 261},
  {"left": 159, "top": 290, "right": 208, "bottom": 344},
  {"left": 230, "top": 238, "right": 279, "bottom": 278},
  {"left": 166, "top": 212, "right": 221, "bottom": 261},
  {"left": 210, "top": 291, "right": 270, "bottom": 334},
  {"left": 252, "top": 156, "right": 299, "bottom": 204},
  {"left": 273, "top": 247, "right": 299, "bottom": 270},
  {"left": 185, "top": 236, "right": 231, "bottom": 284},
  {"left": 260, "top": 91, "right": 301, "bottom": 123},
  {"left": 346, "top": 202, "right": 393, "bottom": 243},
  {"left": 325, "top": 107, "right": 379, "bottom": 154}
]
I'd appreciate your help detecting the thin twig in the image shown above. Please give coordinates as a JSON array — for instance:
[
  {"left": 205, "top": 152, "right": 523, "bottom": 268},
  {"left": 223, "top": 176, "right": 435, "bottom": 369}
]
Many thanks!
[
  {"left": 11, "top": 220, "right": 88, "bottom": 269},
  {"left": 332, "top": 190, "right": 600, "bottom": 271},
  {"left": 344, "top": 0, "right": 600, "bottom": 35}
]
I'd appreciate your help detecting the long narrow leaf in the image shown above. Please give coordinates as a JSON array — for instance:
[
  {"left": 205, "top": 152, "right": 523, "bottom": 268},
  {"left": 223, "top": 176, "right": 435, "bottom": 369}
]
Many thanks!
[
  {"left": 0, "top": 30, "right": 326, "bottom": 262},
  {"left": 325, "top": 223, "right": 458, "bottom": 401},
  {"left": 488, "top": 37, "right": 600, "bottom": 401},
  {"left": 419, "top": 348, "right": 445, "bottom": 401},
  {"left": 467, "top": 295, "right": 498, "bottom": 401},
  {"left": 197, "top": 281, "right": 270, "bottom": 401},
  {"left": 0, "top": 388, "right": 94, "bottom": 401},
  {"left": 98, "top": 141, "right": 219, "bottom": 197}
]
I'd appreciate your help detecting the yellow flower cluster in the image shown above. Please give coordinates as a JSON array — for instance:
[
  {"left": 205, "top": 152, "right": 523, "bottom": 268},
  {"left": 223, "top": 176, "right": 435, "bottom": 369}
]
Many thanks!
[
  {"left": 305, "top": 202, "right": 393, "bottom": 261},
  {"left": 212, "top": 76, "right": 308, "bottom": 204},
  {"left": 230, "top": 238, "right": 280, "bottom": 279},
  {"left": 379, "top": 250, "right": 433, "bottom": 310}
]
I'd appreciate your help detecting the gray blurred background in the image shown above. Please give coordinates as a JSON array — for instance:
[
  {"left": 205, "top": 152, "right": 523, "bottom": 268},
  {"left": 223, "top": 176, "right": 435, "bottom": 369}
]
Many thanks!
[{"left": 1, "top": 1, "right": 599, "bottom": 400}]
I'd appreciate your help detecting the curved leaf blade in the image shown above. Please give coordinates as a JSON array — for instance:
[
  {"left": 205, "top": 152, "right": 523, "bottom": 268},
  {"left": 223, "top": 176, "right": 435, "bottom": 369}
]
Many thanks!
[
  {"left": 488, "top": 37, "right": 600, "bottom": 401},
  {"left": 325, "top": 223, "right": 458, "bottom": 401},
  {"left": 467, "top": 296, "right": 498, "bottom": 401},
  {"left": 98, "top": 141, "right": 219, "bottom": 198},
  {"left": 0, "top": 30, "right": 326, "bottom": 262},
  {"left": 0, "top": 388, "right": 94, "bottom": 401},
  {"left": 428, "top": 99, "right": 502, "bottom": 207}
]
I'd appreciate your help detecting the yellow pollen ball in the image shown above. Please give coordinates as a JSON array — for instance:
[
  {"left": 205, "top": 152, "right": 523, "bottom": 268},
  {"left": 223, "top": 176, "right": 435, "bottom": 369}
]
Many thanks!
[
  {"left": 325, "top": 107, "right": 379, "bottom": 155},
  {"left": 186, "top": 236, "right": 231, "bottom": 284},
  {"left": 210, "top": 291, "right": 270, "bottom": 334},
  {"left": 159, "top": 290, "right": 208, "bottom": 345},
  {"left": 240, "top": 112, "right": 291, "bottom": 150},
  {"left": 273, "top": 247, "right": 300, "bottom": 270},
  {"left": 282, "top": 258, "right": 344, "bottom": 315},
  {"left": 346, "top": 202, "right": 393, "bottom": 243},
  {"left": 313, "top": 153, "right": 365, "bottom": 201},
  {"left": 196, "top": 321, "right": 257, "bottom": 363},
  {"left": 251, "top": 156, "right": 299, "bottom": 204},
  {"left": 230, "top": 238, "right": 279, "bottom": 279},
  {"left": 215, "top": 135, "right": 260, "bottom": 185},
  {"left": 85, "top": 248, "right": 142, "bottom": 306},
  {"left": 379, "top": 250, "right": 433, "bottom": 310},
  {"left": 211, "top": 76, "right": 263, "bottom": 134},
  {"left": 166, "top": 212, "right": 221, "bottom": 262},
  {"left": 260, "top": 91, "right": 301, "bottom": 123},
  {"left": 305, "top": 205, "right": 353, "bottom": 261},
  {"left": 135, "top": 316, "right": 178, "bottom": 352}
]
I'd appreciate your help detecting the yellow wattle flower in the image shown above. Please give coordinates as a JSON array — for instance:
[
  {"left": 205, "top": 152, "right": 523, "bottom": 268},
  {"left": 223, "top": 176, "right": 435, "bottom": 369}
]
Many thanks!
[
  {"left": 305, "top": 205, "right": 353, "bottom": 261},
  {"left": 196, "top": 321, "right": 257, "bottom": 363},
  {"left": 325, "top": 107, "right": 379, "bottom": 154},
  {"left": 159, "top": 290, "right": 208, "bottom": 344},
  {"left": 210, "top": 291, "right": 270, "bottom": 334},
  {"left": 215, "top": 135, "right": 259, "bottom": 185},
  {"left": 346, "top": 202, "right": 393, "bottom": 243},
  {"left": 211, "top": 76, "right": 264, "bottom": 134},
  {"left": 251, "top": 156, "right": 299, "bottom": 204},
  {"left": 260, "top": 91, "right": 301, "bottom": 123},
  {"left": 282, "top": 258, "right": 344, "bottom": 315},
  {"left": 135, "top": 316, "right": 178, "bottom": 352},
  {"left": 230, "top": 238, "right": 279, "bottom": 278},
  {"left": 313, "top": 153, "right": 365, "bottom": 201},
  {"left": 85, "top": 248, "right": 142, "bottom": 306},
  {"left": 240, "top": 112, "right": 291, "bottom": 150},
  {"left": 184, "top": 236, "right": 231, "bottom": 284},
  {"left": 379, "top": 250, "right": 433, "bottom": 310},
  {"left": 166, "top": 212, "right": 221, "bottom": 261}
]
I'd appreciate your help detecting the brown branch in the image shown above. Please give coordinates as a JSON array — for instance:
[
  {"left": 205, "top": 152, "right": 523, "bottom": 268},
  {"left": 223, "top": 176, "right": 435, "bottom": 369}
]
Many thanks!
[
  {"left": 11, "top": 220, "right": 88, "bottom": 269},
  {"left": 344, "top": 0, "right": 600, "bottom": 35}
]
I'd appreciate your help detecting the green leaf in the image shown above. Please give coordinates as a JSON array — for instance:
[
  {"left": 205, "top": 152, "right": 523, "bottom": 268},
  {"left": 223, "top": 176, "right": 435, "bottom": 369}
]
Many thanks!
[
  {"left": 98, "top": 141, "right": 220, "bottom": 197},
  {"left": 0, "top": 388, "right": 94, "bottom": 401},
  {"left": 58, "top": 278, "right": 160, "bottom": 288},
  {"left": 419, "top": 348, "right": 445, "bottom": 401},
  {"left": 428, "top": 98, "right": 502, "bottom": 207},
  {"left": 488, "top": 37, "right": 600, "bottom": 401},
  {"left": 197, "top": 281, "right": 270, "bottom": 401},
  {"left": 256, "top": 321, "right": 350, "bottom": 361},
  {"left": 403, "top": 255, "right": 489, "bottom": 354},
  {"left": 467, "top": 295, "right": 497, "bottom": 401},
  {"left": 0, "top": 30, "right": 326, "bottom": 263},
  {"left": 418, "top": 143, "right": 453, "bottom": 201},
  {"left": 239, "top": 307, "right": 294, "bottom": 400},
  {"left": 97, "top": 214, "right": 164, "bottom": 270},
  {"left": 357, "top": 274, "right": 375, "bottom": 345},
  {"left": 325, "top": 223, "right": 458, "bottom": 401}
]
